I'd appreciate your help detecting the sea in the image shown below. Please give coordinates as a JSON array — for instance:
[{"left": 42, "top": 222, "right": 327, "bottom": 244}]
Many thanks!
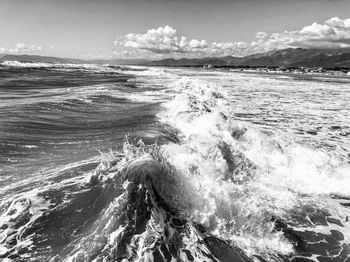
[{"left": 0, "top": 60, "right": 350, "bottom": 262}]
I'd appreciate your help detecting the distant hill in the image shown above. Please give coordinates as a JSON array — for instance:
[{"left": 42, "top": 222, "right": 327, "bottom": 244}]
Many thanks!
[
  {"left": 2, "top": 48, "right": 350, "bottom": 68},
  {"left": 0, "top": 54, "right": 148, "bottom": 65},
  {"left": 0, "top": 54, "right": 83, "bottom": 64},
  {"left": 145, "top": 48, "right": 350, "bottom": 69}
]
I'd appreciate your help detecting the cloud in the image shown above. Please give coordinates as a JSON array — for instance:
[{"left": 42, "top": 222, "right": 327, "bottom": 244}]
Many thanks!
[
  {"left": 0, "top": 43, "right": 42, "bottom": 54},
  {"left": 114, "top": 25, "right": 248, "bottom": 58},
  {"left": 255, "top": 17, "right": 350, "bottom": 51},
  {"left": 116, "top": 26, "right": 187, "bottom": 54},
  {"left": 115, "top": 17, "right": 350, "bottom": 59},
  {"left": 256, "top": 31, "right": 268, "bottom": 39}
]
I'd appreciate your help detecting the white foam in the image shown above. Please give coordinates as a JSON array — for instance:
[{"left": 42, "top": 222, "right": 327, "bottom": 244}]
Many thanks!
[
  {"left": 2, "top": 65, "right": 349, "bottom": 260},
  {"left": 134, "top": 69, "right": 350, "bottom": 258}
]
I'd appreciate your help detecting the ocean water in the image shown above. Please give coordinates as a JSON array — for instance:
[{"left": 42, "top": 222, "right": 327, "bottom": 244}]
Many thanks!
[{"left": 0, "top": 61, "right": 349, "bottom": 262}]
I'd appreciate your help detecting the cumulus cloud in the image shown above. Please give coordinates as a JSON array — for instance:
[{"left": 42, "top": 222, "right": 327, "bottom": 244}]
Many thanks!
[
  {"left": 256, "top": 31, "right": 268, "bottom": 39},
  {"left": 115, "top": 17, "right": 350, "bottom": 59},
  {"left": 0, "top": 43, "right": 42, "bottom": 54},
  {"left": 116, "top": 26, "right": 187, "bottom": 54},
  {"left": 114, "top": 25, "right": 248, "bottom": 58},
  {"left": 254, "top": 17, "right": 350, "bottom": 51}
]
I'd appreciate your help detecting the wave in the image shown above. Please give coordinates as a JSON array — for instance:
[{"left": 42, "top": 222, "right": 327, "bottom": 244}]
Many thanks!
[
  {"left": 157, "top": 76, "right": 350, "bottom": 254},
  {"left": 0, "top": 60, "right": 116, "bottom": 71},
  {"left": 1, "top": 68, "right": 349, "bottom": 261},
  {"left": 0, "top": 60, "right": 151, "bottom": 75},
  {"left": 0, "top": 141, "right": 248, "bottom": 261}
]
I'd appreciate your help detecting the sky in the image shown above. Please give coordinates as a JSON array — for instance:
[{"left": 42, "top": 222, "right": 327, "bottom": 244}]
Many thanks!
[{"left": 0, "top": 0, "right": 350, "bottom": 59}]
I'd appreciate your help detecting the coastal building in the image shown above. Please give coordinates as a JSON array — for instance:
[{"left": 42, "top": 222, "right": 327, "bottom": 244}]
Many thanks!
[
  {"left": 293, "top": 68, "right": 304, "bottom": 74},
  {"left": 203, "top": 64, "right": 213, "bottom": 69}
]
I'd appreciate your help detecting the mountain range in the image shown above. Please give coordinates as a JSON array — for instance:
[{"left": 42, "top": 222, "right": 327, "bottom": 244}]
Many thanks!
[
  {"left": 1, "top": 48, "right": 350, "bottom": 69},
  {"left": 145, "top": 48, "right": 350, "bottom": 68}
]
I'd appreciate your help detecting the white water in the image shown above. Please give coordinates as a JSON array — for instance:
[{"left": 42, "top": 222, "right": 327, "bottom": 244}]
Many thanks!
[
  {"left": 1, "top": 64, "right": 350, "bottom": 261},
  {"left": 127, "top": 67, "right": 350, "bottom": 258}
]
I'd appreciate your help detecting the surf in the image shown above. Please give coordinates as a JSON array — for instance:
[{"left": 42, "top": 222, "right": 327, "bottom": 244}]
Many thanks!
[{"left": 1, "top": 65, "right": 350, "bottom": 262}]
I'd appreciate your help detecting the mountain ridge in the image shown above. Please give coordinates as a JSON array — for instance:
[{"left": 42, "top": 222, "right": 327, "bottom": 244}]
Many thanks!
[
  {"left": 145, "top": 48, "right": 350, "bottom": 68},
  {"left": 1, "top": 48, "right": 350, "bottom": 68}
]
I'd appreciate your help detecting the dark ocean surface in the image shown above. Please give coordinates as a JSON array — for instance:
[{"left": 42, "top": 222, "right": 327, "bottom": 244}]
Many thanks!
[{"left": 0, "top": 61, "right": 349, "bottom": 262}]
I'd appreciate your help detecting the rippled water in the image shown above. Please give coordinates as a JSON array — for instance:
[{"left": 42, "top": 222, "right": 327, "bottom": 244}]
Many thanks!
[
  {"left": 0, "top": 62, "right": 349, "bottom": 262},
  {"left": 0, "top": 64, "right": 167, "bottom": 195}
]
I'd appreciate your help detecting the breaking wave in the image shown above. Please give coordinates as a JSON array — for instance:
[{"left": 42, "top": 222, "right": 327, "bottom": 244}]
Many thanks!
[{"left": 0, "top": 67, "right": 349, "bottom": 262}]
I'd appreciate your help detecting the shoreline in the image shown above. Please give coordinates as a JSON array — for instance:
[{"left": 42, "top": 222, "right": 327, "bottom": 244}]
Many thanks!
[{"left": 155, "top": 65, "right": 350, "bottom": 82}]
